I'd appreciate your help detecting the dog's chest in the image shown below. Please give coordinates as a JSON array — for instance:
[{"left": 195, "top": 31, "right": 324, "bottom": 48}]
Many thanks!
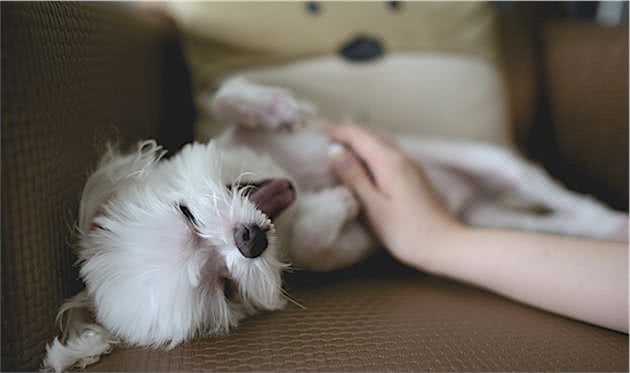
[{"left": 221, "top": 126, "right": 338, "bottom": 192}]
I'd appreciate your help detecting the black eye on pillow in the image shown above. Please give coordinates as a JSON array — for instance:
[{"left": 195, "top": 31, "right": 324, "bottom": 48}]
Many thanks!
[
  {"left": 388, "top": 1, "right": 401, "bottom": 11},
  {"left": 305, "top": 1, "right": 320, "bottom": 15}
]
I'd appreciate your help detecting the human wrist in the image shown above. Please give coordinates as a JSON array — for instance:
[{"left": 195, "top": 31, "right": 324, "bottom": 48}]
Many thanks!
[{"left": 411, "top": 218, "right": 470, "bottom": 275}]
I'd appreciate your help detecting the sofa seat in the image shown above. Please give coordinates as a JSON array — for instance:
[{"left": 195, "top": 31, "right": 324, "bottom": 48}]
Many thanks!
[
  {"left": 87, "top": 255, "right": 629, "bottom": 371},
  {"left": 2, "top": 3, "right": 627, "bottom": 371}
]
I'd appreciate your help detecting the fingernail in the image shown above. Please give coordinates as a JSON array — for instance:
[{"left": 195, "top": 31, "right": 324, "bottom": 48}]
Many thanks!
[
  {"left": 328, "top": 143, "right": 354, "bottom": 169},
  {"left": 328, "top": 142, "right": 346, "bottom": 160}
]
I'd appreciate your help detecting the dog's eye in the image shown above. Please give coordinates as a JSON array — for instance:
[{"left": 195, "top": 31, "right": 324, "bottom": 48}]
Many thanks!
[{"left": 178, "top": 204, "right": 197, "bottom": 225}]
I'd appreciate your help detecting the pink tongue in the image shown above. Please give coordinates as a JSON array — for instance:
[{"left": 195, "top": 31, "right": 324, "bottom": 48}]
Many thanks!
[{"left": 248, "top": 179, "right": 295, "bottom": 219}]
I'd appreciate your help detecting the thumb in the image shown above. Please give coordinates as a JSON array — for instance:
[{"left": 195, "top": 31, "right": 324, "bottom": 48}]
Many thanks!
[{"left": 328, "top": 143, "right": 378, "bottom": 202}]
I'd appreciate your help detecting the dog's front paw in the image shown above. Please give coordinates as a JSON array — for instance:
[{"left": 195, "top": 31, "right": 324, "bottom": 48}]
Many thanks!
[
  {"left": 261, "top": 89, "right": 302, "bottom": 131},
  {"left": 331, "top": 186, "right": 360, "bottom": 222},
  {"left": 211, "top": 78, "right": 302, "bottom": 131}
]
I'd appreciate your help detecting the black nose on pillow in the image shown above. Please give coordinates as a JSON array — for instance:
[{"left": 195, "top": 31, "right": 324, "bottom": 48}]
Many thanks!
[
  {"left": 234, "top": 224, "right": 268, "bottom": 258},
  {"left": 339, "top": 34, "right": 384, "bottom": 62}
]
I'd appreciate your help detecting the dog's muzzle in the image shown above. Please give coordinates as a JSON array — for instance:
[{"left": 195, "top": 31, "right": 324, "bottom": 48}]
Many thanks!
[{"left": 232, "top": 178, "right": 295, "bottom": 258}]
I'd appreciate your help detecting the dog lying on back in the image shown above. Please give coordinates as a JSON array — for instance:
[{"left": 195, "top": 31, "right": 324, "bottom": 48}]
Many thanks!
[{"left": 43, "top": 78, "right": 628, "bottom": 372}]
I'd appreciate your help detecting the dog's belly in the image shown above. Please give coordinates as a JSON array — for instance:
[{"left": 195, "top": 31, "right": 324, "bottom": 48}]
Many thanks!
[{"left": 222, "top": 126, "right": 338, "bottom": 192}]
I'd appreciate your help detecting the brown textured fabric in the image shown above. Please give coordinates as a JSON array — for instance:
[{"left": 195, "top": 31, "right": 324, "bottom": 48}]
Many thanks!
[
  {"left": 543, "top": 21, "right": 629, "bottom": 211},
  {"left": 496, "top": 3, "right": 566, "bottom": 150},
  {"left": 499, "top": 9, "right": 628, "bottom": 212},
  {"left": 2, "top": 3, "right": 628, "bottom": 372},
  {"left": 86, "top": 256, "right": 628, "bottom": 372},
  {"left": 1, "top": 3, "right": 192, "bottom": 370}
]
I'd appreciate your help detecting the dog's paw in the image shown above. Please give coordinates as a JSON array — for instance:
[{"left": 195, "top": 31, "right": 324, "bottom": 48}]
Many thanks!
[
  {"left": 211, "top": 78, "right": 302, "bottom": 131},
  {"left": 611, "top": 218, "right": 629, "bottom": 242},
  {"left": 265, "top": 89, "right": 302, "bottom": 131},
  {"left": 565, "top": 197, "right": 630, "bottom": 242},
  {"left": 331, "top": 186, "right": 360, "bottom": 222}
]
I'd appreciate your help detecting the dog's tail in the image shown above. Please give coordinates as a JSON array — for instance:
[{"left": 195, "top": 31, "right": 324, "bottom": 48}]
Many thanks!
[{"left": 42, "top": 291, "right": 118, "bottom": 372}]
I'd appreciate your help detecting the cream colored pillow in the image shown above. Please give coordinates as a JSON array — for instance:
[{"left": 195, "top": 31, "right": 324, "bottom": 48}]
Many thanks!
[
  {"left": 167, "top": 2, "right": 511, "bottom": 147},
  {"left": 168, "top": 2, "right": 497, "bottom": 58},
  {"left": 208, "top": 53, "right": 510, "bottom": 146}
]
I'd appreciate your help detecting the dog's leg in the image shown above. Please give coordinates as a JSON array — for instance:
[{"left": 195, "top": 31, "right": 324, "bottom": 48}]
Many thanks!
[
  {"left": 499, "top": 160, "right": 628, "bottom": 241},
  {"left": 463, "top": 200, "right": 628, "bottom": 241},
  {"left": 462, "top": 186, "right": 629, "bottom": 242},
  {"left": 401, "top": 139, "right": 628, "bottom": 241},
  {"left": 449, "top": 147, "right": 628, "bottom": 241},
  {"left": 210, "top": 77, "right": 307, "bottom": 131},
  {"left": 322, "top": 221, "right": 379, "bottom": 271},
  {"left": 287, "top": 186, "right": 375, "bottom": 271}
]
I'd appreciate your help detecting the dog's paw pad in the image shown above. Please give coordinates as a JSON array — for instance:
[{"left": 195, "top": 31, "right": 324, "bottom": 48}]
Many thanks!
[
  {"left": 211, "top": 78, "right": 302, "bottom": 131},
  {"left": 262, "top": 90, "right": 301, "bottom": 130}
]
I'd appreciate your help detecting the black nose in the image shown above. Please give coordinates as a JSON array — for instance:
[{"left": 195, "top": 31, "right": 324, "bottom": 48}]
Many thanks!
[{"left": 234, "top": 224, "right": 268, "bottom": 258}]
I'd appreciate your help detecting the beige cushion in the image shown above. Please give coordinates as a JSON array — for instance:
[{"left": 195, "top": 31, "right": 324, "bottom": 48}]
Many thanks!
[
  {"left": 168, "top": 2, "right": 511, "bottom": 146},
  {"left": 197, "top": 54, "right": 511, "bottom": 147},
  {"left": 169, "top": 2, "right": 497, "bottom": 58}
]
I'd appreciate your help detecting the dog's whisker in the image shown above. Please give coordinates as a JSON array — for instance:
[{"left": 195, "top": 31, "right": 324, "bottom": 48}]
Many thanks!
[
  {"left": 280, "top": 288, "right": 306, "bottom": 310},
  {"left": 231, "top": 171, "right": 256, "bottom": 193},
  {"left": 237, "top": 185, "right": 256, "bottom": 195},
  {"left": 46, "top": 78, "right": 342, "bottom": 372}
]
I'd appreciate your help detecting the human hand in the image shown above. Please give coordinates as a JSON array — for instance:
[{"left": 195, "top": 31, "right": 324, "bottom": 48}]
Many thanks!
[
  {"left": 326, "top": 123, "right": 629, "bottom": 333},
  {"left": 325, "top": 123, "right": 463, "bottom": 270}
]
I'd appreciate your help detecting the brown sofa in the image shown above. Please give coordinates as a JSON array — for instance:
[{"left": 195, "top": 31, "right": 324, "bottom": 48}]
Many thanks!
[{"left": 2, "top": 2, "right": 627, "bottom": 371}]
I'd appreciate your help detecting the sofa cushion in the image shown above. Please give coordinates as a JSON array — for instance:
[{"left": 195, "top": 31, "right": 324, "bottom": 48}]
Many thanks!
[
  {"left": 168, "top": 2, "right": 513, "bottom": 147},
  {"left": 86, "top": 255, "right": 629, "bottom": 372}
]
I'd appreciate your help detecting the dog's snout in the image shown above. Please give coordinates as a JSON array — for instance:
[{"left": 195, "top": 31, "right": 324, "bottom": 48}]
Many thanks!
[{"left": 234, "top": 224, "right": 268, "bottom": 258}]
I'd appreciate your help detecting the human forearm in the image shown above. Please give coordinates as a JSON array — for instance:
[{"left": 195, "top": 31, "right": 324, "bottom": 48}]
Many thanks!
[
  {"left": 325, "top": 123, "right": 629, "bottom": 333},
  {"left": 422, "top": 226, "right": 629, "bottom": 333}
]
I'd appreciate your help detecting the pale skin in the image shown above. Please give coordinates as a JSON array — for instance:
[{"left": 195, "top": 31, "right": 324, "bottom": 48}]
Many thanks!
[{"left": 326, "top": 123, "right": 629, "bottom": 334}]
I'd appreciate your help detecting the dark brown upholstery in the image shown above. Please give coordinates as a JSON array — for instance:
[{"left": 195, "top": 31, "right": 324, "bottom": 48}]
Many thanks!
[
  {"left": 498, "top": 5, "right": 628, "bottom": 212},
  {"left": 543, "top": 21, "right": 629, "bottom": 211},
  {"left": 2, "top": 2, "right": 627, "bottom": 372},
  {"left": 85, "top": 255, "right": 629, "bottom": 372},
  {"left": 1, "top": 3, "right": 193, "bottom": 370}
]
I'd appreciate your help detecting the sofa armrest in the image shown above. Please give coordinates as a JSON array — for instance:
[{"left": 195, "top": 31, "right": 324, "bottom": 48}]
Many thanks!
[
  {"left": 542, "top": 21, "right": 628, "bottom": 211},
  {"left": 1, "top": 3, "right": 193, "bottom": 370}
]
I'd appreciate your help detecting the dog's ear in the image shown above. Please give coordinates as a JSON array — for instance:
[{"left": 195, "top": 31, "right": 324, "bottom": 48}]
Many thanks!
[
  {"left": 78, "top": 140, "right": 166, "bottom": 234},
  {"left": 42, "top": 291, "right": 118, "bottom": 372}
]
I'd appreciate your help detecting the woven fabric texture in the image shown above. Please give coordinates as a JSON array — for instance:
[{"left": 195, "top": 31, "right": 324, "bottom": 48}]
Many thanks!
[
  {"left": 2, "top": 3, "right": 628, "bottom": 372},
  {"left": 543, "top": 21, "right": 629, "bottom": 211},
  {"left": 1, "top": 3, "right": 174, "bottom": 370},
  {"left": 86, "top": 257, "right": 628, "bottom": 372}
]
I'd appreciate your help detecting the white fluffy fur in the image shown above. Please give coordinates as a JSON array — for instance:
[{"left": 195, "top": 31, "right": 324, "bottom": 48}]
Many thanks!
[
  {"left": 42, "top": 291, "right": 116, "bottom": 372},
  {"left": 44, "top": 77, "right": 628, "bottom": 372},
  {"left": 44, "top": 138, "right": 291, "bottom": 371}
]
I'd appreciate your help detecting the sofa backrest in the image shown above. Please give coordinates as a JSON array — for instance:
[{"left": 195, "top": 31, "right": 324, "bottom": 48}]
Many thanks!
[
  {"left": 497, "top": 3, "right": 628, "bottom": 211},
  {"left": 1, "top": 3, "right": 194, "bottom": 370}
]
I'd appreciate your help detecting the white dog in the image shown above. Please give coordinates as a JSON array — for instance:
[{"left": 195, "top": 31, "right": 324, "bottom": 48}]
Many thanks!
[{"left": 43, "top": 78, "right": 628, "bottom": 372}]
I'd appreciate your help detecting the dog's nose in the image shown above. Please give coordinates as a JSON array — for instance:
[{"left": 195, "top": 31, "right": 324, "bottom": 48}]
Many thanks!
[{"left": 234, "top": 224, "right": 268, "bottom": 258}]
